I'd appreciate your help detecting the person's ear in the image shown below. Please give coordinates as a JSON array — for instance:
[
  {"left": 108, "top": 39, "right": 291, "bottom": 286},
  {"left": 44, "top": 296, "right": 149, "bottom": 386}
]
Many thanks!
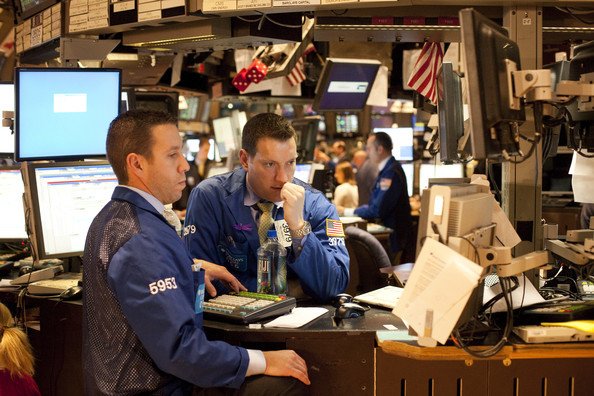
[
  {"left": 126, "top": 153, "right": 145, "bottom": 179},
  {"left": 239, "top": 149, "right": 249, "bottom": 170}
]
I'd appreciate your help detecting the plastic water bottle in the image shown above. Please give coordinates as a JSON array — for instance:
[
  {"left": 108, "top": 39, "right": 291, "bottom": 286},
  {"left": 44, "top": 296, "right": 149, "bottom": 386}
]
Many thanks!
[{"left": 257, "top": 229, "right": 287, "bottom": 295}]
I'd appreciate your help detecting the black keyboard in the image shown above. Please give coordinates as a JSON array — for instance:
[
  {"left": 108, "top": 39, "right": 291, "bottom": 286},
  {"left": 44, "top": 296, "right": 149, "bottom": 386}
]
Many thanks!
[{"left": 203, "top": 291, "right": 296, "bottom": 324}]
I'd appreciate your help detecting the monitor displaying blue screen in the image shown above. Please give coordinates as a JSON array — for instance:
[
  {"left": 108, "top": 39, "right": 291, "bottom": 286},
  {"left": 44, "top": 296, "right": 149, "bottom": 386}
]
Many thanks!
[
  {"left": 0, "top": 83, "right": 15, "bottom": 155},
  {"left": 25, "top": 161, "right": 117, "bottom": 259},
  {"left": 313, "top": 58, "right": 381, "bottom": 112},
  {"left": 374, "top": 127, "right": 414, "bottom": 161},
  {"left": 16, "top": 68, "right": 121, "bottom": 161}
]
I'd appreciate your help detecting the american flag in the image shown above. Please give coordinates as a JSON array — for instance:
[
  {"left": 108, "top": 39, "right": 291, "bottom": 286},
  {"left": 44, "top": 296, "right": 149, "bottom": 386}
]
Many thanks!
[
  {"left": 286, "top": 43, "right": 316, "bottom": 86},
  {"left": 406, "top": 41, "right": 444, "bottom": 105},
  {"left": 326, "top": 219, "right": 344, "bottom": 237}
]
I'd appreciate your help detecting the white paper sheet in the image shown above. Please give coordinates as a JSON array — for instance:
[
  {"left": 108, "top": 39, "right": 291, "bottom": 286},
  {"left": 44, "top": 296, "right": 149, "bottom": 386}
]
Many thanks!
[{"left": 263, "top": 307, "right": 328, "bottom": 328}]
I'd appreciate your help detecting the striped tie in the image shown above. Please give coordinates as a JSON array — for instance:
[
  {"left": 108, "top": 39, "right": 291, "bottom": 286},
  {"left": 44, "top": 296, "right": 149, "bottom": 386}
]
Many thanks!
[{"left": 257, "top": 202, "right": 274, "bottom": 245}]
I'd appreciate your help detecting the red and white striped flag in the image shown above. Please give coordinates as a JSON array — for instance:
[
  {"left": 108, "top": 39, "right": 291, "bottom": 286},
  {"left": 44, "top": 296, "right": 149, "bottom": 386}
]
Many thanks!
[
  {"left": 406, "top": 42, "right": 444, "bottom": 105},
  {"left": 286, "top": 43, "right": 316, "bottom": 86}
]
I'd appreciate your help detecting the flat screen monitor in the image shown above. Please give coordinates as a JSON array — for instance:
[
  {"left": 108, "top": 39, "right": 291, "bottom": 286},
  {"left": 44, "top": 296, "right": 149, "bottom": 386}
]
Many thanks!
[
  {"left": 212, "top": 116, "right": 236, "bottom": 159},
  {"left": 419, "top": 163, "right": 465, "bottom": 194},
  {"left": 459, "top": 8, "right": 525, "bottom": 159},
  {"left": 336, "top": 114, "right": 358, "bottom": 135},
  {"left": 313, "top": 58, "right": 381, "bottom": 112},
  {"left": 0, "top": 167, "right": 28, "bottom": 241},
  {"left": 0, "top": 83, "right": 14, "bottom": 156},
  {"left": 374, "top": 127, "right": 414, "bottom": 161},
  {"left": 400, "top": 162, "right": 414, "bottom": 197},
  {"left": 179, "top": 96, "right": 200, "bottom": 121},
  {"left": 438, "top": 63, "right": 466, "bottom": 164},
  {"left": 134, "top": 91, "right": 179, "bottom": 117},
  {"left": 22, "top": 161, "right": 117, "bottom": 259},
  {"left": 291, "top": 116, "right": 320, "bottom": 162},
  {"left": 294, "top": 163, "right": 313, "bottom": 184},
  {"left": 15, "top": 68, "right": 121, "bottom": 161},
  {"left": 15, "top": 0, "right": 59, "bottom": 21}
]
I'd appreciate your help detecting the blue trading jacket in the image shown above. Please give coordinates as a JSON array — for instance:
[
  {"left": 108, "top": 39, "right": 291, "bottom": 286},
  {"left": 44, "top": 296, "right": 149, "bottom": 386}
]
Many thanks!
[
  {"left": 354, "top": 156, "right": 412, "bottom": 253},
  {"left": 83, "top": 186, "right": 248, "bottom": 395},
  {"left": 183, "top": 168, "right": 349, "bottom": 302}
]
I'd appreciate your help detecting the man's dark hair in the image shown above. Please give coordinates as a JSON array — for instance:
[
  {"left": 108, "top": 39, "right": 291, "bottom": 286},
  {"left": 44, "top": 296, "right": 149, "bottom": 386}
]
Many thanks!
[
  {"left": 241, "top": 113, "right": 296, "bottom": 156},
  {"left": 106, "top": 110, "right": 177, "bottom": 184},
  {"left": 372, "top": 131, "right": 394, "bottom": 152}
]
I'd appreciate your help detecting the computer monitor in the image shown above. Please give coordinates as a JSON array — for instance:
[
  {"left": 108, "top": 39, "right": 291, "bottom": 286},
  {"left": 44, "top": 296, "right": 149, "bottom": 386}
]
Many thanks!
[
  {"left": 313, "top": 58, "right": 381, "bottom": 112},
  {"left": 179, "top": 95, "right": 200, "bottom": 121},
  {"left": 294, "top": 163, "right": 313, "bottom": 184},
  {"left": 459, "top": 8, "right": 525, "bottom": 159},
  {"left": 374, "top": 127, "right": 414, "bottom": 161},
  {"left": 419, "top": 163, "right": 465, "bottom": 194},
  {"left": 120, "top": 88, "right": 136, "bottom": 113},
  {"left": 0, "top": 82, "right": 14, "bottom": 156},
  {"left": 14, "top": 0, "right": 59, "bottom": 21},
  {"left": 400, "top": 163, "right": 414, "bottom": 197},
  {"left": 335, "top": 114, "right": 359, "bottom": 135},
  {"left": 212, "top": 116, "right": 236, "bottom": 159},
  {"left": 15, "top": 68, "right": 121, "bottom": 161},
  {"left": 22, "top": 161, "right": 118, "bottom": 260},
  {"left": 565, "top": 41, "right": 594, "bottom": 151},
  {"left": 291, "top": 116, "right": 320, "bottom": 162},
  {"left": 0, "top": 167, "right": 28, "bottom": 242},
  {"left": 437, "top": 63, "right": 466, "bottom": 164},
  {"left": 134, "top": 91, "right": 179, "bottom": 117}
]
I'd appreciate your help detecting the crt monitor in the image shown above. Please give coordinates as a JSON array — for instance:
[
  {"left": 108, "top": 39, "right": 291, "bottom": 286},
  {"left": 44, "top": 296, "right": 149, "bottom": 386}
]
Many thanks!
[
  {"left": 134, "top": 91, "right": 179, "bottom": 117},
  {"left": 22, "top": 161, "right": 118, "bottom": 260},
  {"left": 0, "top": 167, "right": 28, "bottom": 241},
  {"left": 459, "top": 8, "right": 525, "bottom": 159},
  {"left": 15, "top": 68, "right": 121, "bottom": 161},
  {"left": 0, "top": 82, "right": 14, "bottom": 156},
  {"left": 313, "top": 58, "right": 381, "bottom": 112},
  {"left": 291, "top": 116, "right": 320, "bottom": 162},
  {"left": 179, "top": 95, "right": 200, "bottom": 121},
  {"left": 437, "top": 63, "right": 466, "bottom": 164},
  {"left": 374, "top": 127, "right": 414, "bottom": 161}
]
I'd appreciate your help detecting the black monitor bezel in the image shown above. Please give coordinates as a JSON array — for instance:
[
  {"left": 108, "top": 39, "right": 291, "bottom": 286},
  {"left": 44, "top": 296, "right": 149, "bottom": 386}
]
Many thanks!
[
  {"left": 15, "top": 67, "right": 122, "bottom": 162},
  {"left": 24, "top": 160, "right": 114, "bottom": 259},
  {"left": 14, "top": 0, "right": 60, "bottom": 23},
  {"left": 437, "top": 63, "right": 465, "bottom": 164},
  {"left": 291, "top": 116, "right": 321, "bottom": 162}
]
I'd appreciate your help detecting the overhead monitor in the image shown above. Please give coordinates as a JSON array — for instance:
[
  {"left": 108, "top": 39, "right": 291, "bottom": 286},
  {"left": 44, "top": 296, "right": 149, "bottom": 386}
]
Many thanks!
[
  {"left": 0, "top": 167, "right": 28, "bottom": 241},
  {"left": 0, "top": 83, "right": 14, "bottom": 156},
  {"left": 459, "top": 8, "right": 525, "bottom": 159},
  {"left": 14, "top": 0, "right": 59, "bottom": 21},
  {"left": 22, "top": 161, "right": 118, "bottom": 260},
  {"left": 374, "top": 127, "right": 414, "bottom": 161},
  {"left": 15, "top": 68, "right": 121, "bottom": 161},
  {"left": 294, "top": 163, "right": 313, "bottom": 184},
  {"left": 212, "top": 116, "right": 236, "bottom": 159},
  {"left": 437, "top": 63, "right": 467, "bottom": 164},
  {"left": 313, "top": 58, "right": 381, "bottom": 112},
  {"left": 419, "top": 163, "right": 465, "bottom": 194},
  {"left": 179, "top": 95, "right": 200, "bottom": 121},
  {"left": 291, "top": 116, "right": 320, "bottom": 162},
  {"left": 134, "top": 91, "right": 179, "bottom": 117},
  {"left": 336, "top": 114, "right": 359, "bottom": 135}
]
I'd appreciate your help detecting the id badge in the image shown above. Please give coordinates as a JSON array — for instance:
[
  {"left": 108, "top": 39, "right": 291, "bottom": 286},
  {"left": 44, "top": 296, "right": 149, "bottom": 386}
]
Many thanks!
[{"left": 193, "top": 269, "right": 205, "bottom": 327}]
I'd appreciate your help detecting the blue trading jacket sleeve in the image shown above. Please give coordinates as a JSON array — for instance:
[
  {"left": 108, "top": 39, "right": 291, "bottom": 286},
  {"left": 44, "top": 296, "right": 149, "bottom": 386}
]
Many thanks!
[
  {"left": 354, "top": 187, "right": 383, "bottom": 220},
  {"left": 290, "top": 192, "right": 350, "bottom": 301},
  {"left": 107, "top": 232, "right": 248, "bottom": 389},
  {"left": 183, "top": 186, "right": 220, "bottom": 264}
]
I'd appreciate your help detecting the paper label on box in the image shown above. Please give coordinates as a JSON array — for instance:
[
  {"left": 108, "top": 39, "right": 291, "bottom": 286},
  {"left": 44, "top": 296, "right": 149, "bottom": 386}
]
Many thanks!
[
  {"left": 138, "top": 10, "right": 161, "bottom": 21},
  {"left": 138, "top": 1, "right": 160, "bottom": 12},
  {"left": 273, "top": 0, "right": 319, "bottom": 5},
  {"left": 161, "top": 0, "right": 184, "bottom": 8},
  {"left": 88, "top": 18, "right": 108, "bottom": 28},
  {"left": 237, "top": 0, "right": 271, "bottom": 9},
  {"left": 112, "top": 0, "right": 136, "bottom": 12},
  {"left": 202, "top": 0, "right": 236, "bottom": 12},
  {"left": 30, "top": 25, "right": 43, "bottom": 47},
  {"left": 320, "top": 0, "right": 354, "bottom": 4},
  {"left": 70, "top": 4, "right": 89, "bottom": 15},
  {"left": 70, "top": 14, "right": 88, "bottom": 25},
  {"left": 89, "top": 8, "right": 108, "bottom": 19}
]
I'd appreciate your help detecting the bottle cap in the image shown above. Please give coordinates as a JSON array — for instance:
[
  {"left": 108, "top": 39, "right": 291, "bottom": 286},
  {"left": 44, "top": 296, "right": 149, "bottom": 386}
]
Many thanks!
[{"left": 267, "top": 229, "right": 277, "bottom": 238}]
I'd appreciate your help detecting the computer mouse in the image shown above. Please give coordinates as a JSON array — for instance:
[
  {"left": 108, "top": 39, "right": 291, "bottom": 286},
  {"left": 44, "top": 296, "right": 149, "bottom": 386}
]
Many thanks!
[
  {"left": 60, "top": 285, "right": 83, "bottom": 300},
  {"left": 335, "top": 302, "right": 366, "bottom": 319},
  {"left": 333, "top": 293, "right": 353, "bottom": 307},
  {"left": 18, "top": 265, "right": 34, "bottom": 276}
]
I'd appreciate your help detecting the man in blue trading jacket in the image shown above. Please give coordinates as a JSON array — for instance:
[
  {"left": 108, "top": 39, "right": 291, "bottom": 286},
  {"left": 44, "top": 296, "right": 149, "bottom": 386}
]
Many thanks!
[
  {"left": 83, "top": 110, "right": 310, "bottom": 395},
  {"left": 338, "top": 132, "right": 412, "bottom": 263},
  {"left": 183, "top": 113, "right": 349, "bottom": 302}
]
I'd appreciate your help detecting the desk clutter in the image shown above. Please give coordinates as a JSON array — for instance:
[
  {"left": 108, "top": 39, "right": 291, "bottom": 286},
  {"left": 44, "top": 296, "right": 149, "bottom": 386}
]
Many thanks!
[{"left": 203, "top": 291, "right": 296, "bottom": 324}]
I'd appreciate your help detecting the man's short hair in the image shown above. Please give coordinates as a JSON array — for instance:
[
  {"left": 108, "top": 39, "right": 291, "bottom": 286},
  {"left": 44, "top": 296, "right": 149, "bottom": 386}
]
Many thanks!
[
  {"left": 241, "top": 113, "right": 296, "bottom": 156},
  {"left": 372, "top": 131, "right": 393, "bottom": 152},
  {"left": 106, "top": 110, "right": 177, "bottom": 184}
]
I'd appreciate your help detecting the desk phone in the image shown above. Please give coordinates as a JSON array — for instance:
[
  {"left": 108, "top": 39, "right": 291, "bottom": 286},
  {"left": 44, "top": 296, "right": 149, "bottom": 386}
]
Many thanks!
[{"left": 203, "top": 291, "right": 296, "bottom": 324}]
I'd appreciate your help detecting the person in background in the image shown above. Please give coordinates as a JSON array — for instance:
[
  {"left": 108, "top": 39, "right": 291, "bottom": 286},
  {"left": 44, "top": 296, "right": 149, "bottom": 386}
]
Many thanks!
[
  {"left": 352, "top": 149, "right": 378, "bottom": 206},
  {"left": 184, "top": 113, "right": 349, "bottom": 302},
  {"left": 580, "top": 203, "right": 594, "bottom": 229},
  {"left": 331, "top": 140, "right": 351, "bottom": 164},
  {"left": 0, "top": 302, "right": 41, "bottom": 396},
  {"left": 333, "top": 161, "right": 358, "bottom": 211},
  {"left": 83, "top": 110, "right": 309, "bottom": 395},
  {"left": 340, "top": 132, "right": 412, "bottom": 263},
  {"left": 174, "top": 137, "right": 211, "bottom": 217}
]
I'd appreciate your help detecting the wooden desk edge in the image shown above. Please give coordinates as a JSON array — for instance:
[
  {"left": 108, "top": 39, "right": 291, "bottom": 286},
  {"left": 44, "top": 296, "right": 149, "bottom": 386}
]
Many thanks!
[{"left": 378, "top": 339, "right": 594, "bottom": 361}]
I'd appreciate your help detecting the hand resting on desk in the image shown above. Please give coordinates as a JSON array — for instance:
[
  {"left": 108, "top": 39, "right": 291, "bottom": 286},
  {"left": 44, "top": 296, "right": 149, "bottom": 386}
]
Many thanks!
[
  {"left": 194, "top": 259, "right": 247, "bottom": 297},
  {"left": 263, "top": 350, "right": 311, "bottom": 385}
]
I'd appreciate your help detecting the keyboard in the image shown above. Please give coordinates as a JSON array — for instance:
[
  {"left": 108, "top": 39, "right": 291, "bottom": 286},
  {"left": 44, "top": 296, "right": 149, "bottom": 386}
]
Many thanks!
[
  {"left": 203, "top": 291, "right": 296, "bottom": 324},
  {"left": 354, "top": 286, "right": 404, "bottom": 309},
  {"left": 27, "top": 273, "right": 82, "bottom": 295}
]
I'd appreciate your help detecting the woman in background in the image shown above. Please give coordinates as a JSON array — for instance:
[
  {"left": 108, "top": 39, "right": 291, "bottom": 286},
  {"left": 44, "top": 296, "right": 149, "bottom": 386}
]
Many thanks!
[
  {"left": 334, "top": 161, "right": 359, "bottom": 211},
  {"left": 0, "top": 303, "right": 40, "bottom": 396}
]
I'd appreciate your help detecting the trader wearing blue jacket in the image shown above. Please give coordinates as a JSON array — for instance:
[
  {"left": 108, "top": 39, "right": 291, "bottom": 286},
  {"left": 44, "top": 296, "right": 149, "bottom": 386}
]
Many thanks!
[
  {"left": 83, "top": 110, "right": 309, "bottom": 395},
  {"left": 184, "top": 113, "right": 349, "bottom": 302},
  {"left": 341, "top": 132, "right": 412, "bottom": 259}
]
